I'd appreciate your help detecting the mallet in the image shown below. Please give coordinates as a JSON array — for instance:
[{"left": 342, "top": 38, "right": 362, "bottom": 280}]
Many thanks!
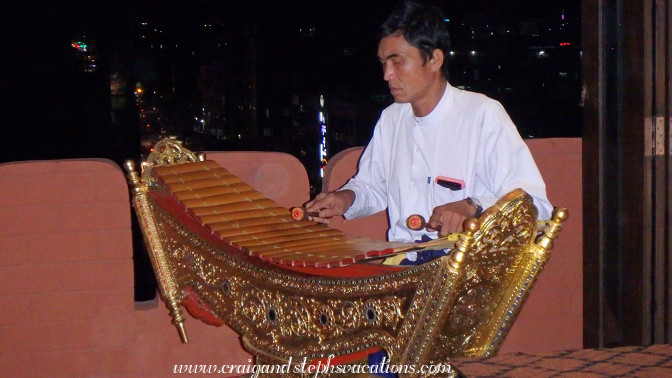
[{"left": 290, "top": 207, "right": 320, "bottom": 221}]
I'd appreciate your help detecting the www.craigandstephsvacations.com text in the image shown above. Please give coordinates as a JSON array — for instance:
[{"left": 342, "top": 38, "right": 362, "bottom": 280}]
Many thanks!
[{"left": 173, "top": 356, "right": 453, "bottom": 376}]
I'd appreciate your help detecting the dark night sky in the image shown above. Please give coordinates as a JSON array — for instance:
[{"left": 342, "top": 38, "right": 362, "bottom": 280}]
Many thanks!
[{"left": 0, "top": 1, "right": 579, "bottom": 163}]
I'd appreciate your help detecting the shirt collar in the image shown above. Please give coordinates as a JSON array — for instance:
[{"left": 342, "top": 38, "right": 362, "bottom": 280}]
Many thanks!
[{"left": 413, "top": 83, "right": 453, "bottom": 127}]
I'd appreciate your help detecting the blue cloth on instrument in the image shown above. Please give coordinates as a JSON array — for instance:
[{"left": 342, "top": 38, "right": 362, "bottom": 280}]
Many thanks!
[
  {"left": 399, "top": 234, "right": 447, "bottom": 265},
  {"left": 367, "top": 236, "right": 447, "bottom": 377},
  {"left": 367, "top": 350, "right": 396, "bottom": 377}
]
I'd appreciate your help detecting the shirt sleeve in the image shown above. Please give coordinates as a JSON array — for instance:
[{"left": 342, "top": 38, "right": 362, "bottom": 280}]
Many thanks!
[
  {"left": 472, "top": 101, "right": 553, "bottom": 220},
  {"left": 340, "top": 119, "right": 389, "bottom": 219}
]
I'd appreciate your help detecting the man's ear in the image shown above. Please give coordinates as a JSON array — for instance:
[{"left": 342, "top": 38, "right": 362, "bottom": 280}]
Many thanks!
[{"left": 430, "top": 49, "right": 444, "bottom": 72}]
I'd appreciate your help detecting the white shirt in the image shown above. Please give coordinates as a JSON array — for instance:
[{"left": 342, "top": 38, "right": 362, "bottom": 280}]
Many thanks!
[{"left": 341, "top": 83, "right": 552, "bottom": 243}]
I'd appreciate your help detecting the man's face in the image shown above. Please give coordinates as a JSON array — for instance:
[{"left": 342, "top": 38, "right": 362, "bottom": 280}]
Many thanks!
[{"left": 378, "top": 34, "right": 438, "bottom": 105}]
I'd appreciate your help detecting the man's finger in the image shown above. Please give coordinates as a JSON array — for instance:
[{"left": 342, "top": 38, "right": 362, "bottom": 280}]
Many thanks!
[{"left": 307, "top": 215, "right": 330, "bottom": 224}]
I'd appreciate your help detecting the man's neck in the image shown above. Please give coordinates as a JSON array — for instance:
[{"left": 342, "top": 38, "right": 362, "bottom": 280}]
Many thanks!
[{"left": 411, "top": 79, "right": 448, "bottom": 117}]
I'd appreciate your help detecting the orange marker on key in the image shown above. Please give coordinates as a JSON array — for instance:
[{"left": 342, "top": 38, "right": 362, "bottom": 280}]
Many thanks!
[{"left": 290, "top": 207, "right": 319, "bottom": 221}]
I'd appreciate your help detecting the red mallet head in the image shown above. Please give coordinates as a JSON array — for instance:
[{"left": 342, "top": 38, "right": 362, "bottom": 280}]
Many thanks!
[
  {"left": 290, "top": 207, "right": 307, "bottom": 221},
  {"left": 406, "top": 214, "right": 426, "bottom": 231}
]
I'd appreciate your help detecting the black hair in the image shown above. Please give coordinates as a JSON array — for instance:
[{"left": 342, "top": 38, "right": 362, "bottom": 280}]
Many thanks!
[{"left": 380, "top": 1, "right": 451, "bottom": 78}]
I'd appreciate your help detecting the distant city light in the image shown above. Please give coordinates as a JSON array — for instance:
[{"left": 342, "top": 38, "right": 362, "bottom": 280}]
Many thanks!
[
  {"left": 444, "top": 18, "right": 450, "bottom": 22},
  {"left": 470, "top": 50, "right": 476, "bottom": 56},
  {"left": 449, "top": 51, "right": 455, "bottom": 56},
  {"left": 318, "top": 95, "right": 328, "bottom": 178},
  {"left": 71, "top": 41, "right": 88, "bottom": 52},
  {"left": 560, "top": 42, "right": 571, "bottom": 47}
]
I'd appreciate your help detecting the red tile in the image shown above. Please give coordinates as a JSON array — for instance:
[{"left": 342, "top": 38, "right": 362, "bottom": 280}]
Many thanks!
[
  {"left": 27, "top": 290, "right": 133, "bottom": 323},
  {"left": 504, "top": 365, "right": 556, "bottom": 377},
  {"left": 0, "top": 176, "right": 28, "bottom": 206},
  {"left": 0, "top": 264, "right": 64, "bottom": 295},
  {"left": 60, "top": 260, "right": 133, "bottom": 291},
  {"left": 55, "top": 159, "right": 122, "bottom": 174},
  {"left": 0, "top": 352, "right": 33, "bottom": 376},
  {"left": 58, "top": 203, "right": 131, "bottom": 233},
  {"left": 95, "top": 229, "right": 133, "bottom": 260},
  {"left": 633, "top": 366, "right": 672, "bottom": 377},
  {"left": 0, "top": 294, "right": 32, "bottom": 325},
  {"left": 28, "top": 232, "right": 98, "bottom": 263},
  {"left": 27, "top": 229, "right": 133, "bottom": 264},
  {"left": 0, "top": 234, "right": 30, "bottom": 266},
  {"left": 86, "top": 318, "right": 136, "bottom": 348},
  {"left": 98, "top": 347, "right": 140, "bottom": 375},
  {"left": 21, "top": 174, "right": 70, "bottom": 206},
  {"left": 54, "top": 170, "right": 129, "bottom": 204},
  {"left": 96, "top": 289, "right": 136, "bottom": 318},
  {"left": 0, "top": 204, "right": 62, "bottom": 235},
  {"left": 29, "top": 291, "right": 96, "bottom": 323},
  {"left": 32, "top": 349, "right": 102, "bottom": 376},
  {"left": 0, "top": 323, "right": 64, "bottom": 354}
]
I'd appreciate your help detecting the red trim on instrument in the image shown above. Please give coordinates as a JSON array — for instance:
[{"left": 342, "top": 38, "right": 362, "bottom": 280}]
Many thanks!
[
  {"left": 181, "top": 286, "right": 225, "bottom": 326},
  {"left": 307, "top": 346, "right": 382, "bottom": 370},
  {"left": 284, "top": 263, "right": 404, "bottom": 277}
]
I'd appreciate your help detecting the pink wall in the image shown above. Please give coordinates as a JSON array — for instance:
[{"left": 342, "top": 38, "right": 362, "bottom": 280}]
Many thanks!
[
  {"left": 205, "top": 151, "right": 310, "bottom": 208},
  {"left": 0, "top": 158, "right": 253, "bottom": 376},
  {"left": 500, "top": 138, "right": 583, "bottom": 352},
  {"left": 0, "top": 139, "right": 582, "bottom": 375},
  {"left": 322, "top": 147, "right": 389, "bottom": 240}
]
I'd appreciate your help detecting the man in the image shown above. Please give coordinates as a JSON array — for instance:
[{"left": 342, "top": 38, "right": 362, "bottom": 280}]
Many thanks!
[{"left": 306, "top": 1, "right": 552, "bottom": 259}]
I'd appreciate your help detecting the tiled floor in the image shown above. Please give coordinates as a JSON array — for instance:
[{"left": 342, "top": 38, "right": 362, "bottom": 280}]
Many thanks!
[{"left": 452, "top": 344, "right": 672, "bottom": 377}]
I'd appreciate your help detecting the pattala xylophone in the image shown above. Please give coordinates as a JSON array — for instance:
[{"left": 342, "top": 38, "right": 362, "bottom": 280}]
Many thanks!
[
  {"left": 125, "top": 138, "right": 567, "bottom": 375},
  {"left": 150, "top": 159, "right": 456, "bottom": 268}
]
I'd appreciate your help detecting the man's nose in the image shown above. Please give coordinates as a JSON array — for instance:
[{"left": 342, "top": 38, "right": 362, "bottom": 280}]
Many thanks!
[{"left": 383, "top": 64, "right": 394, "bottom": 81}]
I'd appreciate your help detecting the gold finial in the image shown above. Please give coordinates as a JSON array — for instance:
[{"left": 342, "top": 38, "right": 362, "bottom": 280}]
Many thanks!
[
  {"left": 553, "top": 207, "right": 569, "bottom": 223},
  {"left": 451, "top": 218, "right": 479, "bottom": 269},
  {"left": 124, "top": 159, "right": 145, "bottom": 192},
  {"left": 536, "top": 207, "right": 568, "bottom": 251},
  {"left": 167, "top": 297, "right": 189, "bottom": 343},
  {"left": 123, "top": 159, "right": 136, "bottom": 173},
  {"left": 464, "top": 218, "right": 480, "bottom": 234}
]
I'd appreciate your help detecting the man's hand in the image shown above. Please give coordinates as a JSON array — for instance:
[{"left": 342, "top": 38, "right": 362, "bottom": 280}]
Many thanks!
[
  {"left": 426, "top": 198, "right": 478, "bottom": 236},
  {"left": 304, "top": 190, "right": 356, "bottom": 224}
]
